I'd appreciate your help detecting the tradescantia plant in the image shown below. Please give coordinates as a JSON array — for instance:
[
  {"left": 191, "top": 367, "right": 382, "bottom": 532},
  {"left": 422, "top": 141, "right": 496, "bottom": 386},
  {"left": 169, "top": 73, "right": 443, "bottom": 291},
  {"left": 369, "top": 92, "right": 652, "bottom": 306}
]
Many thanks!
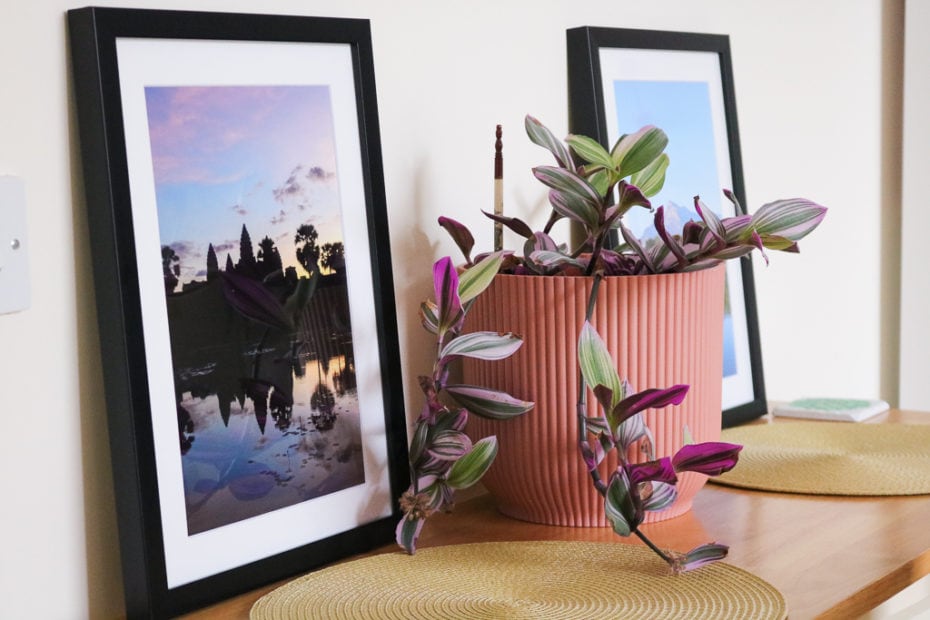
[
  {"left": 442, "top": 116, "right": 826, "bottom": 277},
  {"left": 403, "top": 115, "right": 826, "bottom": 570},
  {"left": 396, "top": 253, "right": 533, "bottom": 554},
  {"left": 576, "top": 291, "right": 743, "bottom": 572}
]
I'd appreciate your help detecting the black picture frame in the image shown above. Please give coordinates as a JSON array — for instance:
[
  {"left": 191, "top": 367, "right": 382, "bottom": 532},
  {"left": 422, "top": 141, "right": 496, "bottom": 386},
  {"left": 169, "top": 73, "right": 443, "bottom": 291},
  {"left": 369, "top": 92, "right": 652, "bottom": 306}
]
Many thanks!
[
  {"left": 566, "top": 26, "right": 766, "bottom": 427},
  {"left": 68, "top": 7, "right": 408, "bottom": 617}
]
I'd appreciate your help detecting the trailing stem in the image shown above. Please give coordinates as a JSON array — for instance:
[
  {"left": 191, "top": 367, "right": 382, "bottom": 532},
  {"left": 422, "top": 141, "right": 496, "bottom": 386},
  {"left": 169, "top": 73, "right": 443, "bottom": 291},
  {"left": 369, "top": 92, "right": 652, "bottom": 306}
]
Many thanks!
[
  {"left": 577, "top": 271, "right": 605, "bottom": 489},
  {"left": 576, "top": 269, "right": 673, "bottom": 566}
]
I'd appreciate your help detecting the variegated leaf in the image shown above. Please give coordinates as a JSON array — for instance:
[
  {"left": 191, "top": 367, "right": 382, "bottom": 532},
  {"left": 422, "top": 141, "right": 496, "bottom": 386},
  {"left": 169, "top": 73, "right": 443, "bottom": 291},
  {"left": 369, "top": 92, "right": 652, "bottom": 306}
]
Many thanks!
[
  {"left": 525, "top": 115, "right": 572, "bottom": 168},
  {"left": 427, "top": 429, "right": 472, "bottom": 460},
  {"left": 566, "top": 134, "right": 614, "bottom": 169},
  {"left": 396, "top": 515, "right": 425, "bottom": 554},
  {"left": 446, "top": 384, "right": 533, "bottom": 420},
  {"left": 419, "top": 300, "right": 439, "bottom": 334},
  {"left": 722, "top": 214, "right": 754, "bottom": 243},
  {"left": 642, "top": 481, "right": 677, "bottom": 512},
  {"left": 678, "top": 543, "right": 729, "bottom": 572},
  {"left": 611, "top": 126, "right": 669, "bottom": 178},
  {"left": 615, "top": 411, "right": 647, "bottom": 451},
  {"left": 612, "top": 182, "right": 651, "bottom": 223},
  {"left": 707, "top": 245, "right": 754, "bottom": 261},
  {"left": 752, "top": 198, "right": 827, "bottom": 241},
  {"left": 432, "top": 407, "right": 468, "bottom": 433},
  {"left": 529, "top": 250, "right": 586, "bottom": 271},
  {"left": 604, "top": 470, "right": 637, "bottom": 537},
  {"left": 433, "top": 257, "right": 463, "bottom": 334},
  {"left": 723, "top": 188, "right": 746, "bottom": 216},
  {"left": 457, "top": 252, "right": 503, "bottom": 305},
  {"left": 408, "top": 420, "right": 429, "bottom": 464},
  {"left": 578, "top": 321, "right": 624, "bottom": 410},
  {"left": 525, "top": 230, "right": 559, "bottom": 253},
  {"left": 439, "top": 331, "right": 523, "bottom": 362},
  {"left": 758, "top": 233, "right": 800, "bottom": 252},
  {"left": 587, "top": 169, "right": 612, "bottom": 198},
  {"left": 446, "top": 436, "right": 499, "bottom": 489},
  {"left": 630, "top": 152, "right": 669, "bottom": 197},
  {"left": 620, "top": 222, "right": 656, "bottom": 273},
  {"left": 548, "top": 189, "right": 601, "bottom": 230},
  {"left": 654, "top": 207, "right": 689, "bottom": 269},
  {"left": 533, "top": 166, "right": 602, "bottom": 210},
  {"left": 681, "top": 258, "right": 725, "bottom": 272},
  {"left": 584, "top": 414, "right": 611, "bottom": 437},
  {"left": 694, "top": 197, "right": 725, "bottom": 246}
]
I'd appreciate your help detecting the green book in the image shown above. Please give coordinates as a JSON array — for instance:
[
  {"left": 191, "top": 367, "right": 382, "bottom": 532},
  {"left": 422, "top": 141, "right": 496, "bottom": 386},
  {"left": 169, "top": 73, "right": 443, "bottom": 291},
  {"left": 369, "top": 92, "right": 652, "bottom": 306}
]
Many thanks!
[{"left": 771, "top": 398, "right": 889, "bottom": 422}]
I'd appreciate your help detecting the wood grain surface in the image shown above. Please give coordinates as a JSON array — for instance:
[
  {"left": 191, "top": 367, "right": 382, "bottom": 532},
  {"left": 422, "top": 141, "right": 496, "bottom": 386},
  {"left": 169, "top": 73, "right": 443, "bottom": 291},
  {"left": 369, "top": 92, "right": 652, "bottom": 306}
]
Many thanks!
[{"left": 180, "top": 410, "right": 930, "bottom": 620}]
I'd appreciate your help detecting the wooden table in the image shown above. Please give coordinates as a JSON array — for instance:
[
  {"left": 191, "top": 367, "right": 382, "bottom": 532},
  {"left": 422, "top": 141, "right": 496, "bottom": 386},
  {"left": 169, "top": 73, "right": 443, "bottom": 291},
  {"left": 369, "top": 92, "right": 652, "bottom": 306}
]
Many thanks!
[{"left": 182, "top": 410, "right": 930, "bottom": 619}]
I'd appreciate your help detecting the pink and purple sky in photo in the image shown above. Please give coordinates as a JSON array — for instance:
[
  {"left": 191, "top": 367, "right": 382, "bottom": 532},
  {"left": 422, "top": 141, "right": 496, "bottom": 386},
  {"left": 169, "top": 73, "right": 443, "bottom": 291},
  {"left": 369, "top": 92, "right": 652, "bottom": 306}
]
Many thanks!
[{"left": 144, "top": 85, "right": 343, "bottom": 284}]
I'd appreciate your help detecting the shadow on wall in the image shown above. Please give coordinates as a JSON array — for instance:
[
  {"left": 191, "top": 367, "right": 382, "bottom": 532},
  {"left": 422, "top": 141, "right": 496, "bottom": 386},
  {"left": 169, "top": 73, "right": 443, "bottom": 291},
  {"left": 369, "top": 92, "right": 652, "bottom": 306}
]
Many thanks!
[{"left": 67, "top": 54, "right": 126, "bottom": 617}]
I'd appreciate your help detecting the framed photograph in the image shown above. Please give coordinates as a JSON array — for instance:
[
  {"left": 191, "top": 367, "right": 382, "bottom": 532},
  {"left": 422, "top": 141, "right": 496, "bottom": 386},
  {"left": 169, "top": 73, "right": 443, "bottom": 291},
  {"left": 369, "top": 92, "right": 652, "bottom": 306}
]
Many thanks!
[
  {"left": 68, "top": 7, "right": 408, "bottom": 617},
  {"left": 567, "top": 26, "right": 766, "bottom": 427}
]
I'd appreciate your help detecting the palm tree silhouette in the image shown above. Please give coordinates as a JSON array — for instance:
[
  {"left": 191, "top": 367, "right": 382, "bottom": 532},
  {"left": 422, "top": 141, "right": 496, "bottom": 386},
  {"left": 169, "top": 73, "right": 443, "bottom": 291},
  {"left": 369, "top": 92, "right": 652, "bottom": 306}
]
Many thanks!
[{"left": 294, "top": 223, "right": 320, "bottom": 275}]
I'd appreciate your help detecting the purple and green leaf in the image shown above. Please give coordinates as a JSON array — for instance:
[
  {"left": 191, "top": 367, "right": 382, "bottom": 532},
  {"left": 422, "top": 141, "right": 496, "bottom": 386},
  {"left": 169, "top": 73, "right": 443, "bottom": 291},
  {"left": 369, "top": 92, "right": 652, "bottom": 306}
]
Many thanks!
[
  {"left": 641, "top": 481, "right": 677, "bottom": 512},
  {"left": 672, "top": 442, "right": 742, "bottom": 476},
  {"left": 396, "top": 515, "right": 425, "bottom": 555},
  {"left": 611, "top": 125, "right": 669, "bottom": 177},
  {"left": 612, "top": 384, "right": 689, "bottom": 430},
  {"left": 445, "top": 384, "right": 534, "bottom": 420},
  {"left": 438, "top": 216, "right": 475, "bottom": 265},
  {"left": 439, "top": 331, "right": 523, "bottom": 363},
  {"left": 604, "top": 469, "right": 639, "bottom": 536},
  {"left": 630, "top": 152, "right": 669, "bottom": 197},
  {"left": 566, "top": 134, "right": 614, "bottom": 169},
  {"left": 578, "top": 321, "right": 624, "bottom": 411},
  {"left": 426, "top": 429, "right": 473, "bottom": 460},
  {"left": 445, "top": 436, "right": 499, "bottom": 490},
  {"left": 673, "top": 543, "right": 729, "bottom": 573},
  {"left": 752, "top": 198, "right": 827, "bottom": 241},
  {"left": 525, "top": 115, "right": 573, "bottom": 168},
  {"left": 433, "top": 257, "right": 464, "bottom": 335},
  {"left": 548, "top": 188, "right": 601, "bottom": 230},
  {"left": 457, "top": 252, "right": 503, "bottom": 305},
  {"left": 627, "top": 458, "right": 677, "bottom": 487},
  {"left": 419, "top": 300, "right": 439, "bottom": 334}
]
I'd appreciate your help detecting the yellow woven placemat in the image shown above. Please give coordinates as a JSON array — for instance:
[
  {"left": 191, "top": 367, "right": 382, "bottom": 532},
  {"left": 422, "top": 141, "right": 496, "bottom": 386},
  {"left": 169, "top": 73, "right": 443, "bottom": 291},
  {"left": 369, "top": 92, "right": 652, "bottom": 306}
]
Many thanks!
[
  {"left": 712, "top": 422, "right": 930, "bottom": 495},
  {"left": 250, "top": 541, "right": 785, "bottom": 619}
]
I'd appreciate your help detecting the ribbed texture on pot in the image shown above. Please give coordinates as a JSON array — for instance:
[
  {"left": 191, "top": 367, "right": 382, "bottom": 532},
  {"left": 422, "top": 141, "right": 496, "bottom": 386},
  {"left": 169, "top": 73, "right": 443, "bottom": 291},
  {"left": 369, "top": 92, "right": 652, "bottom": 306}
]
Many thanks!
[{"left": 464, "top": 266, "right": 725, "bottom": 527}]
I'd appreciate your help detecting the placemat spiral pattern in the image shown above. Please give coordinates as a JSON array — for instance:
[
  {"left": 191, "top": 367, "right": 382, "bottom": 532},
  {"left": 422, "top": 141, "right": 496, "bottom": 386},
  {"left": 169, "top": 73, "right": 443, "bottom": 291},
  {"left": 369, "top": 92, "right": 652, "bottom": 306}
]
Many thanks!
[
  {"left": 713, "top": 422, "right": 930, "bottom": 495},
  {"left": 250, "top": 541, "right": 785, "bottom": 619}
]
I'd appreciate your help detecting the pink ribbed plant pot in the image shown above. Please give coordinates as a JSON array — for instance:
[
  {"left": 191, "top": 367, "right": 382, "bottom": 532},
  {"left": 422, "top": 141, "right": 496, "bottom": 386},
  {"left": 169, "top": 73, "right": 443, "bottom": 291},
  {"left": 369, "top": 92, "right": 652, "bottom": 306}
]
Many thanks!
[{"left": 463, "top": 265, "right": 725, "bottom": 527}]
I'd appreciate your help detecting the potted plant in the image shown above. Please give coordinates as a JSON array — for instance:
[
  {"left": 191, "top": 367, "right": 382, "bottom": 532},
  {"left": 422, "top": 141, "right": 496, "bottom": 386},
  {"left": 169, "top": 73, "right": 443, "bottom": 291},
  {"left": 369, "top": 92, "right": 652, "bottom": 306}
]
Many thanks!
[{"left": 397, "top": 116, "right": 825, "bottom": 570}]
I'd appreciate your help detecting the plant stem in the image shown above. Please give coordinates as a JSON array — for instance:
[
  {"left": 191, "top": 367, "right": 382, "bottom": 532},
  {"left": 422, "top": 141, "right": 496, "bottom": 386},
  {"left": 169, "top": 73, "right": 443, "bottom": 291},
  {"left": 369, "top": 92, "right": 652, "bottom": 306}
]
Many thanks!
[
  {"left": 585, "top": 272, "right": 603, "bottom": 322},
  {"left": 634, "top": 528, "right": 673, "bottom": 565},
  {"left": 577, "top": 270, "right": 608, "bottom": 493},
  {"left": 584, "top": 223, "right": 611, "bottom": 277}
]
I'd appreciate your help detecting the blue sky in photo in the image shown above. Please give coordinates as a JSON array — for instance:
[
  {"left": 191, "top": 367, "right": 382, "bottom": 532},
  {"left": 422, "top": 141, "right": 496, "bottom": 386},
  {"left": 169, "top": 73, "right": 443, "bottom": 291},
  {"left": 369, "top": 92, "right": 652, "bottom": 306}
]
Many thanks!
[
  {"left": 613, "top": 80, "right": 722, "bottom": 238},
  {"left": 613, "top": 79, "right": 737, "bottom": 377},
  {"left": 144, "top": 85, "right": 343, "bottom": 284}
]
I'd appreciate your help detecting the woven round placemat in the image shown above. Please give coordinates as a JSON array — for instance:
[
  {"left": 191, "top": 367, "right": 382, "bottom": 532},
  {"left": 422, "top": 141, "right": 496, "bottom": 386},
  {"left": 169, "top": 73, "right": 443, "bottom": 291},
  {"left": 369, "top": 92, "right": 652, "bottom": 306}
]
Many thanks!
[
  {"left": 712, "top": 422, "right": 930, "bottom": 495},
  {"left": 250, "top": 541, "right": 785, "bottom": 619}
]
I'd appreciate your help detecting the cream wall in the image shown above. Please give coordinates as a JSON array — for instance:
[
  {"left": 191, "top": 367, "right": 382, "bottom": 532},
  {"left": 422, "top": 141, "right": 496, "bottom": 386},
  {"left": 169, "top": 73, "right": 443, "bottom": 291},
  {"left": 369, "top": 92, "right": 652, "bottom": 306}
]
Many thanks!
[
  {"left": 900, "top": 0, "right": 930, "bottom": 410},
  {"left": 0, "top": 1, "right": 899, "bottom": 617}
]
